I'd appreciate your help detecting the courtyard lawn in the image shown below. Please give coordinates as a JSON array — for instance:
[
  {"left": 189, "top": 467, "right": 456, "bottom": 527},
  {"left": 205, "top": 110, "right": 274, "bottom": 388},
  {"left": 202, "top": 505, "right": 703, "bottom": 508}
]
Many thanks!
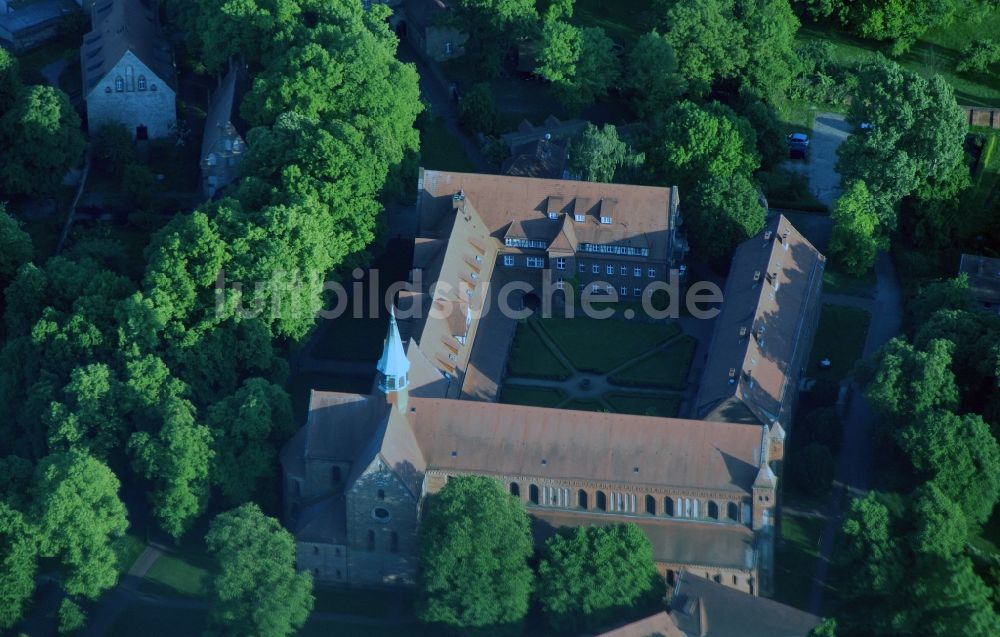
[
  {"left": 797, "top": 12, "right": 1000, "bottom": 107},
  {"left": 571, "top": 0, "right": 652, "bottom": 45},
  {"left": 774, "top": 513, "right": 826, "bottom": 611},
  {"left": 535, "top": 317, "right": 680, "bottom": 374},
  {"left": 604, "top": 392, "right": 682, "bottom": 418},
  {"left": 822, "top": 266, "right": 877, "bottom": 298},
  {"left": 419, "top": 117, "right": 477, "bottom": 173},
  {"left": 499, "top": 384, "right": 567, "bottom": 408},
  {"left": 562, "top": 398, "right": 606, "bottom": 412},
  {"left": 139, "top": 550, "right": 213, "bottom": 599},
  {"left": 608, "top": 335, "right": 696, "bottom": 390},
  {"left": 506, "top": 321, "right": 571, "bottom": 380},
  {"left": 807, "top": 304, "right": 872, "bottom": 381}
]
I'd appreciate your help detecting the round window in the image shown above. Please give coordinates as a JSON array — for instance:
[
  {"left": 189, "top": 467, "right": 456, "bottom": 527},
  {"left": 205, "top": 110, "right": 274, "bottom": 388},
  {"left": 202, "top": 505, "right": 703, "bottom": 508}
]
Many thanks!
[{"left": 372, "top": 507, "right": 391, "bottom": 523}]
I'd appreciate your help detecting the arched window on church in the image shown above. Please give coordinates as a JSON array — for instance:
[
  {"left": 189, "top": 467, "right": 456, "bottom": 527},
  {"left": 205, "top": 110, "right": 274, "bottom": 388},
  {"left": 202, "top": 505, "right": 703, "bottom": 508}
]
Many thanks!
[
  {"left": 663, "top": 497, "right": 674, "bottom": 516},
  {"left": 708, "top": 501, "right": 720, "bottom": 519},
  {"left": 728, "top": 501, "right": 739, "bottom": 522},
  {"left": 114, "top": 76, "right": 124, "bottom": 92},
  {"left": 577, "top": 489, "right": 588, "bottom": 510},
  {"left": 596, "top": 491, "right": 607, "bottom": 511},
  {"left": 367, "top": 530, "right": 375, "bottom": 551},
  {"left": 509, "top": 482, "right": 520, "bottom": 497},
  {"left": 137, "top": 75, "right": 147, "bottom": 90},
  {"left": 529, "top": 484, "right": 539, "bottom": 505},
  {"left": 377, "top": 489, "right": 385, "bottom": 501},
  {"left": 645, "top": 495, "right": 656, "bottom": 515}
]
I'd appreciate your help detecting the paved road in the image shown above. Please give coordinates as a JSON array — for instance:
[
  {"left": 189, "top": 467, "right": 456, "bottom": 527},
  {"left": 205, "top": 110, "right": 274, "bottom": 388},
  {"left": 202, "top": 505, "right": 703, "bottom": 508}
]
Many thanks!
[
  {"left": 785, "top": 113, "right": 852, "bottom": 208},
  {"left": 805, "top": 251, "right": 902, "bottom": 615}
]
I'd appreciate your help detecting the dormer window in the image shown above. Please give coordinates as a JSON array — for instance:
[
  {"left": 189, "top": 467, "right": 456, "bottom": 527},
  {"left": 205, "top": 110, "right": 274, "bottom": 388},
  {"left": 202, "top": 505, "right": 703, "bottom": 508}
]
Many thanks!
[
  {"left": 600, "top": 216, "right": 612, "bottom": 224},
  {"left": 548, "top": 212, "right": 558, "bottom": 220},
  {"left": 574, "top": 214, "right": 585, "bottom": 222},
  {"left": 114, "top": 76, "right": 124, "bottom": 92},
  {"left": 137, "top": 75, "right": 146, "bottom": 90}
]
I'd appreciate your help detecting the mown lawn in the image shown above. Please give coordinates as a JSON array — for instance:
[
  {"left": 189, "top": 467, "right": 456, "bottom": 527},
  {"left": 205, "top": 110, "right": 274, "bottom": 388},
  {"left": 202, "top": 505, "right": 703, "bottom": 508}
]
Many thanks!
[
  {"left": 774, "top": 514, "right": 827, "bottom": 611},
  {"left": 139, "top": 550, "right": 213, "bottom": 598},
  {"left": 499, "top": 384, "right": 567, "bottom": 408},
  {"left": 807, "top": 304, "right": 872, "bottom": 381},
  {"left": 107, "top": 603, "right": 207, "bottom": 637},
  {"left": 536, "top": 318, "right": 680, "bottom": 373},
  {"left": 604, "top": 392, "right": 682, "bottom": 418},
  {"left": 797, "top": 12, "right": 1000, "bottom": 107},
  {"left": 114, "top": 533, "right": 148, "bottom": 574},
  {"left": 822, "top": 266, "right": 877, "bottom": 298},
  {"left": 608, "top": 335, "right": 696, "bottom": 390},
  {"left": 506, "top": 321, "right": 571, "bottom": 380},
  {"left": 419, "top": 117, "right": 477, "bottom": 173},
  {"left": 570, "top": 0, "right": 653, "bottom": 45}
]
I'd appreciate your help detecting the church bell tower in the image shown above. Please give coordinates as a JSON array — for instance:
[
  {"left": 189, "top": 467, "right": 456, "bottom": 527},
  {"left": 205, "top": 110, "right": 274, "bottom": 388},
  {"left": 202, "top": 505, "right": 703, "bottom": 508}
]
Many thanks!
[{"left": 377, "top": 307, "right": 410, "bottom": 408}]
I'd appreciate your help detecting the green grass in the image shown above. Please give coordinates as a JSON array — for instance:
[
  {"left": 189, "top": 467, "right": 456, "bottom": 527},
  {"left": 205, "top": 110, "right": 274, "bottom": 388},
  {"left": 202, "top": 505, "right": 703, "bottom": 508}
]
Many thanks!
[
  {"left": 107, "top": 603, "right": 207, "bottom": 637},
  {"left": 570, "top": 0, "right": 652, "bottom": 45},
  {"left": 499, "top": 384, "right": 567, "bottom": 408},
  {"left": 140, "top": 550, "right": 213, "bottom": 598},
  {"left": 535, "top": 318, "right": 680, "bottom": 373},
  {"left": 608, "top": 335, "right": 696, "bottom": 390},
  {"left": 603, "top": 392, "right": 682, "bottom": 418},
  {"left": 822, "top": 266, "right": 877, "bottom": 298},
  {"left": 312, "top": 585, "right": 413, "bottom": 617},
  {"left": 774, "top": 514, "right": 827, "bottom": 611},
  {"left": 797, "top": 12, "right": 1000, "bottom": 107},
  {"left": 807, "top": 304, "right": 872, "bottom": 381},
  {"left": 114, "top": 533, "right": 148, "bottom": 574},
  {"left": 758, "top": 167, "right": 829, "bottom": 212},
  {"left": 506, "top": 321, "right": 571, "bottom": 380},
  {"left": 419, "top": 117, "right": 477, "bottom": 173},
  {"left": 562, "top": 398, "right": 606, "bottom": 412},
  {"left": 966, "top": 130, "right": 1000, "bottom": 222}
]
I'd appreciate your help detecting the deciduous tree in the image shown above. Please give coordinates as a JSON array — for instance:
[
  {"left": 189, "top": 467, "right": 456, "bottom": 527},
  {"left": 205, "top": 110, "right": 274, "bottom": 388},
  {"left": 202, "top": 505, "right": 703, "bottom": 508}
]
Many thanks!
[
  {"left": 569, "top": 123, "right": 644, "bottom": 183},
  {"left": 625, "top": 31, "right": 686, "bottom": 119},
  {"left": 535, "top": 524, "right": 662, "bottom": 632},
  {"left": 0, "top": 502, "right": 36, "bottom": 631},
  {"left": 0, "top": 205, "right": 33, "bottom": 288},
  {"left": 684, "top": 173, "right": 766, "bottom": 268},
  {"left": 829, "top": 180, "right": 886, "bottom": 276},
  {"left": 205, "top": 503, "right": 313, "bottom": 637},
  {"left": 417, "top": 476, "right": 534, "bottom": 630}
]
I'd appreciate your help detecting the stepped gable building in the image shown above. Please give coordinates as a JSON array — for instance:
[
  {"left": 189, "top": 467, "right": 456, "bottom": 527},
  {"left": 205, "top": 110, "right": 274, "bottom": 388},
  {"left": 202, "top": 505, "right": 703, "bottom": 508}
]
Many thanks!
[
  {"left": 80, "top": 0, "right": 176, "bottom": 139},
  {"left": 281, "top": 310, "right": 781, "bottom": 591},
  {"left": 694, "top": 215, "right": 825, "bottom": 445}
]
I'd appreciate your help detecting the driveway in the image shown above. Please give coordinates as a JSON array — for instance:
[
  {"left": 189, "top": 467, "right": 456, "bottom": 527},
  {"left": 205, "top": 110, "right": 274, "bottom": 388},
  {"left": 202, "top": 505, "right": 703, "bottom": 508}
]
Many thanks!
[{"left": 785, "top": 113, "right": 852, "bottom": 208}]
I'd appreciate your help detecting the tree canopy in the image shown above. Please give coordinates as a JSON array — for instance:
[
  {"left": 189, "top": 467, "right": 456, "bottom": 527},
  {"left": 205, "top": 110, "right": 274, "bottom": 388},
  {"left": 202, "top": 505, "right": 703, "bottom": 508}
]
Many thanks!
[
  {"left": 685, "top": 173, "right": 766, "bottom": 267},
  {"left": 569, "top": 123, "right": 644, "bottom": 183},
  {"left": 206, "top": 503, "right": 314, "bottom": 637},
  {"left": 829, "top": 180, "right": 885, "bottom": 276},
  {"left": 0, "top": 502, "right": 36, "bottom": 630},
  {"left": 0, "top": 205, "right": 33, "bottom": 288},
  {"left": 0, "top": 85, "right": 85, "bottom": 196},
  {"left": 538, "top": 17, "right": 620, "bottom": 112},
  {"left": 625, "top": 31, "right": 687, "bottom": 119},
  {"left": 535, "top": 523, "right": 663, "bottom": 632},
  {"left": 417, "top": 476, "right": 534, "bottom": 630}
]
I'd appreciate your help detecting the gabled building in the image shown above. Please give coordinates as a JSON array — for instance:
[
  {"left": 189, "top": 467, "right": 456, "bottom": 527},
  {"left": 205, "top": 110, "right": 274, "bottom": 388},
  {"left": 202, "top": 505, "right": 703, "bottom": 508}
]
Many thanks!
[
  {"left": 0, "top": 0, "right": 79, "bottom": 55},
  {"left": 80, "top": 0, "right": 176, "bottom": 139},
  {"left": 695, "top": 215, "right": 825, "bottom": 440},
  {"left": 281, "top": 312, "right": 781, "bottom": 591},
  {"left": 200, "top": 64, "right": 246, "bottom": 199}
]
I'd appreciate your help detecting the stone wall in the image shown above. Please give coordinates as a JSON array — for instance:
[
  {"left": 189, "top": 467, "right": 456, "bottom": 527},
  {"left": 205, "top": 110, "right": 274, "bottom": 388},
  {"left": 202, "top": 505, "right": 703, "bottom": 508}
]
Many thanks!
[
  {"left": 85, "top": 51, "right": 176, "bottom": 139},
  {"left": 345, "top": 459, "right": 420, "bottom": 585}
]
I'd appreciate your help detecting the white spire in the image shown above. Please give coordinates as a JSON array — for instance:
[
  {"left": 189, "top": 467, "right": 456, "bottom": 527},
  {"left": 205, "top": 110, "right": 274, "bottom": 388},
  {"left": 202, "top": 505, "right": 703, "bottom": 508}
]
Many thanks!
[{"left": 377, "top": 307, "right": 410, "bottom": 393}]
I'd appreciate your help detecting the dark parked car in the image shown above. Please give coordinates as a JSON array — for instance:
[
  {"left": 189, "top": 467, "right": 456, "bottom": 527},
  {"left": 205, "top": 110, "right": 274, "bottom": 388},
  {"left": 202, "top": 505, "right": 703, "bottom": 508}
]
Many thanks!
[{"left": 786, "top": 133, "right": 809, "bottom": 159}]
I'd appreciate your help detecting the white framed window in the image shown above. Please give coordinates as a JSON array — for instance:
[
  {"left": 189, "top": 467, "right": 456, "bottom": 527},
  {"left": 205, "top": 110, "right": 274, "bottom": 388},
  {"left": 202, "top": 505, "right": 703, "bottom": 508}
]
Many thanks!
[
  {"left": 526, "top": 257, "right": 545, "bottom": 268},
  {"left": 600, "top": 216, "right": 612, "bottom": 224},
  {"left": 606, "top": 284, "right": 613, "bottom": 294},
  {"left": 620, "top": 286, "right": 627, "bottom": 296},
  {"left": 633, "top": 267, "right": 642, "bottom": 277},
  {"left": 648, "top": 267, "right": 656, "bottom": 278},
  {"left": 556, "top": 277, "right": 564, "bottom": 290},
  {"left": 548, "top": 212, "right": 558, "bottom": 220},
  {"left": 633, "top": 287, "right": 641, "bottom": 296},
  {"left": 556, "top": 257, "right": 566, "bottom": 270},
  {"left": 444, "top": 41, "right": 453, "bottom": 55},
  {"left": 503, "top": 255, "right": 514, "bottom": 266},
  {"left": 591, "top": 284, "right": 601, "bottom": 293},
  {"left": 579, "top": 262, "right": 585, "bottom": 272},
  {"left": 606, "top": 264, "right": 614, "bottom": 275},
  {"left": 137, "top": 75, "right": 146, "bottom": 90},
  {"left": 592, "top": 264, "right": 599, "bottom": 274},
  {"left": 574, "top": 214, "right": 585, "bottom": 223},
  {"left": 114, "top": 76, "right": 124, "bottom": 92},
  {"left": 620, "top": 265, "right": 627, "bottom": 276}
]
